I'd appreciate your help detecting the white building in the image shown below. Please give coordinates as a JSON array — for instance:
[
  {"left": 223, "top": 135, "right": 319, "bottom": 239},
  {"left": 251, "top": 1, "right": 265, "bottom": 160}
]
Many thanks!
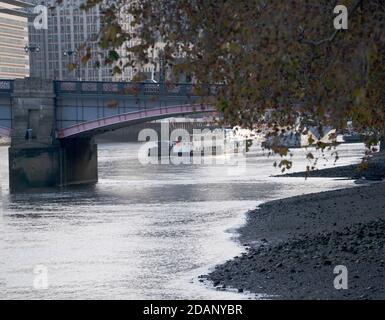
[
  {"left": 28, "top": 0, "right": 138, "bottom": 81},
  {"left": 29, "top": 0, "right": 110, "bottom": 80},
  {"left": 27, "top": 0, "right": 184, "bottom": 82}
]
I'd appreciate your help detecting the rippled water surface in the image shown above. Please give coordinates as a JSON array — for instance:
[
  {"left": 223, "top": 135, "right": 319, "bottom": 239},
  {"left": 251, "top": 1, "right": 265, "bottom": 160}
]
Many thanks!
[{"left": 0, "top": 142, "right": 364, "bottom": 299}]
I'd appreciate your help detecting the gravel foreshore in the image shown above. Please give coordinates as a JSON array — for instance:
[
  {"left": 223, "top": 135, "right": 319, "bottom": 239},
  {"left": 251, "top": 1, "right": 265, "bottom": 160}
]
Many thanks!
[
  {"left": 203, "top": 181, "right": 385, "bottom": 299},
  {"left": 277, "top": 152, "right": 385, "bottom": 180}
]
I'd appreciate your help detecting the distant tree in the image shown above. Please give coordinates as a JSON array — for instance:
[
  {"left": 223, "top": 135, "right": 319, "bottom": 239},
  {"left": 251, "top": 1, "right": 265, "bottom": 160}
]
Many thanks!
[{"left": 79, "top": 0, "right": 385, "bottom": 169}]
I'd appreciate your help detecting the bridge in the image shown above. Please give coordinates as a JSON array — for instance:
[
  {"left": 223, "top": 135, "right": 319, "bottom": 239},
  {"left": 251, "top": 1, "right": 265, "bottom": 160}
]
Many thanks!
[{"left": 0, "top": 78, "right": 216, "bottom": 192}]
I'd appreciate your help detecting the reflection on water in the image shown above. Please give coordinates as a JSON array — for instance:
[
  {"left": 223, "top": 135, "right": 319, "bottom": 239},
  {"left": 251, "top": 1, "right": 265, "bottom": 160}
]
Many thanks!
[{"left": 0, "top": 143, "right": 364, "bottom": 299}]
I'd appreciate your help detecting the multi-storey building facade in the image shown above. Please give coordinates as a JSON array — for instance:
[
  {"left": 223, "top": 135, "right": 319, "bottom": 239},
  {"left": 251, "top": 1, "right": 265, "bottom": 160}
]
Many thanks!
[
  {"left": 28, "top": 0, "right": 110, "bottom": 80},
  {"left": 0, "top": 0, "right": 32, "bottom": 79},
  {"left": 27, "top": 0, "right": 182, "bottom": 82},
  {"left": 28, "top": 0, "right": 146, "bottom": 81}
]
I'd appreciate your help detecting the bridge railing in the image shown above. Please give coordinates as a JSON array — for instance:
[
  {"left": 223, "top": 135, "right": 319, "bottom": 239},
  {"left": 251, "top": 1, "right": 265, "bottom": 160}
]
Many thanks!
[
  {"left": 54, "top": 80, "right": 222, "bottom": 97},
  {"left": 0, "top": 79, "right": 13, "bottom": 94},
  {"left": 0, "top": 79, "right": 222, "bottom": 96}
]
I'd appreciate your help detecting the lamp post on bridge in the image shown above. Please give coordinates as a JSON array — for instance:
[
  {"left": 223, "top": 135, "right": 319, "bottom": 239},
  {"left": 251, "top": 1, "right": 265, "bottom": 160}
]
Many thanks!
[
  {"left": 63, "top": 50, "right": 81, "bottom": 81},
  {"left": 155, "top": 49, "right": 166, "bottom": 83},
  {"left": 25, "top": 45, "right": 41, "bottom": 80},
  {"left": 24, "top": 44, "right": 40, "bottom": 53}
]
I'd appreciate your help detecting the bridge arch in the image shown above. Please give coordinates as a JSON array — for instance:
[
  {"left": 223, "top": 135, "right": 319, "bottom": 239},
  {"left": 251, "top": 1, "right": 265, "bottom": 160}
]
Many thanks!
[
  {"left": 5, "top": 78, "right": 221, "bottom": 191},
  {"left": 58, "top": 104, "right": 216, "bottom": 139}
]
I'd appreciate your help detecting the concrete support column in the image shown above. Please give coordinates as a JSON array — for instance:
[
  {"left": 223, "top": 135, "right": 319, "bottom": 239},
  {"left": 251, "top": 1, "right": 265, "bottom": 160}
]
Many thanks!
[
  {"left": 10, "top": 78, "right": 56, "bottom": 147},
  {"left": 8, "top": 78, "right": 98, "bottom": 192},
  {"left": 9, "top": 147, "right": 61, "bottom": 192},
  {"left": 9, "top": 138, "right": 98, "bottom": 192},
  {"left": 59, "top": 138, "right": 98, "bottom": 187},
  {"left": 9, "top": 78, "right": 59, "bottom": 192}
]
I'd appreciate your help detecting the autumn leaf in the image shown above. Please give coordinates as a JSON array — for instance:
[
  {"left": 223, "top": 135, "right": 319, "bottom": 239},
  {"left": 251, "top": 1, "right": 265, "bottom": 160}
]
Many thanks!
[
  {"left": 108, "top": 50, "right": 120, "bottom": 61},
  {"left": 106, "top": 100, "right": 119, "bottom": 108},
  {"left": 78, "top": 0, "right": 385, "bottom": 170},
  {"left": 112, "top": 66, "right": 122, "bottom": 75},
  {"left": 306, "top": 153, "right": 314, "bottom": 160},
  {"left": 81, "top": 53, "right": 91, "bottom": 65},
  {"left": 67, "top": 63, "right": 77, "bottom": 72}
]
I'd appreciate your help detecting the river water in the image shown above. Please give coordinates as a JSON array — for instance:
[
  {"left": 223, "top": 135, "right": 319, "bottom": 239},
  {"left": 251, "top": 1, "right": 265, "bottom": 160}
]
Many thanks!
[{"left": 0, "top": 142, "right": 364, "bottom": 299}]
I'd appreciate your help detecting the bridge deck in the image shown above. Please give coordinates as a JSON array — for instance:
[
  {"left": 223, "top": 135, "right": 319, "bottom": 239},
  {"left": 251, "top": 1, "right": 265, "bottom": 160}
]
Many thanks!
[{"left": 0, "top": 79, "right": 219, "bottom": 139}]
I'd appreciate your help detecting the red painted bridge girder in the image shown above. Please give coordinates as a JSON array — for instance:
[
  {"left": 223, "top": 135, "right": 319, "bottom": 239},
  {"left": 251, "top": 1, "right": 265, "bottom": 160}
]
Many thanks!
[{"left": 58, "top": 104, "right": 216, "bottom": 139}]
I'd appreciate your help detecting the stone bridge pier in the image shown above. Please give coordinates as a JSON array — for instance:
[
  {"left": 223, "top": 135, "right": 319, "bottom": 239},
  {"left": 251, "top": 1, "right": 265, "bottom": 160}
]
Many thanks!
[{"left": 9, "top": 78, "right": 97, "bottom": 192}]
